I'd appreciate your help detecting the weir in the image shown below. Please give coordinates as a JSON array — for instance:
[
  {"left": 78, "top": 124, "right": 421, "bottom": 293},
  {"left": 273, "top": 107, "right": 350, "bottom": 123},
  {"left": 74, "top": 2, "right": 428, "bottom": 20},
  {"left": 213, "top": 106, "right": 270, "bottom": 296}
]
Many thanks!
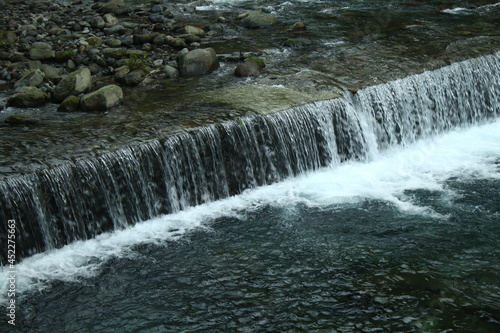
[{"left": 1, "top": 52, "right": 499, "bottom": 263}]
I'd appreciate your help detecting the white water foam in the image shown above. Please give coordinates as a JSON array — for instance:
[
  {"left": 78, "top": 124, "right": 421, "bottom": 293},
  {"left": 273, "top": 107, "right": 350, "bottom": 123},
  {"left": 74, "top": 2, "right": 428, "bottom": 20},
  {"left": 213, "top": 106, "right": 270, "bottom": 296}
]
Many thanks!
[{"left": 1, "top": 119, "right": 499, "bottom": 305}]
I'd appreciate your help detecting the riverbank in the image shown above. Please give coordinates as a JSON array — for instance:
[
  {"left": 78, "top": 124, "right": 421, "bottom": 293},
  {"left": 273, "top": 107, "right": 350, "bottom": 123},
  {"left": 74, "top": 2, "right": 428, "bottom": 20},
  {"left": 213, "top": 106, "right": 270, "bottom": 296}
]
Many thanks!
[{"left": 1, "top": 0, "right": 500, "bottom": 177}]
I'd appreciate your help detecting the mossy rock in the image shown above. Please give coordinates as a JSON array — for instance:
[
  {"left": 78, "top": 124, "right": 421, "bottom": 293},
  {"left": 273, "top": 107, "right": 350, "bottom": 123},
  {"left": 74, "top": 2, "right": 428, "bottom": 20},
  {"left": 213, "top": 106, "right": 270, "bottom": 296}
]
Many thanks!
[
  {"left": 195, "top": 84, "right": 341, "bottom": 115},
  {"left": 54, "top": 50, "right": 77, "bottom": 63},
  {"left": 57, "top": 95, "right": 80, "bottom": 112},
  {"left": 86, "top": 37, "right": 103, "bottom": 47},
  {"left": 7, "top": 87, "right": 46, "bottom": 108}
]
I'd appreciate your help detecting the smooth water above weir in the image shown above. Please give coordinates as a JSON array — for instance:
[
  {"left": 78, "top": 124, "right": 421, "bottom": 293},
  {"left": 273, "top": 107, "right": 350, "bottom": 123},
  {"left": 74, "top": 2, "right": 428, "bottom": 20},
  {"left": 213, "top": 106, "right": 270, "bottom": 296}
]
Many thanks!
[{"left": 1, "top": 52, "right": 499, "bottom": 262}]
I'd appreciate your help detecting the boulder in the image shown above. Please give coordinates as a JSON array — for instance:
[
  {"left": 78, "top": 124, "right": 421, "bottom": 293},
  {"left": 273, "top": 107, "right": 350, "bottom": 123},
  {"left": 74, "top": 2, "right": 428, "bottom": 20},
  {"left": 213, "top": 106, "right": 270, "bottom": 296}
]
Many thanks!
[
  {"left": 80, "top": 85, "right": 123, "bottom": 111},
  {"left": 57, "top": 95, "right": 80, "bottom": 112},
  {"left": 239, "top": 11, "right": 278, "bottom": 29},
  {"left": 7, "top": 87, "right": 46, "bottom": 108},
  {"left": 53, "top": 67, "right": 92, "bottom": 102},
  {"left": 40, "top": 64, "right": 61, "bottom": 81},
  {"left": 14, "top": 69, "right": 45, "bottom": 88},
  {"left": 164, "top": 65, "right": 179, "bottom": 79},
  {"left": 291, "top": 22, "right": 307, "bottom": 31},
  {"left": 29, "top": 42, "right": 55, "bottom": 60},
  {"left": 98, "top": 0, "right": 132, "bottom": 16},
  {"left": 178, "top": 48, "right": 219, "bottom": 77},
  {"left": 235, "top": 57, "right": 266, "bottom": 77}
]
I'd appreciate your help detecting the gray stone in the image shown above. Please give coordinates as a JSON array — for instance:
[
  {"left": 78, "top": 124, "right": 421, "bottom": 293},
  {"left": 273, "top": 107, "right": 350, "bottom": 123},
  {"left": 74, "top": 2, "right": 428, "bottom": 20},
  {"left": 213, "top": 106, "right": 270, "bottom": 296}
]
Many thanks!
[
  {"left": 98, "top": 0, "right": 132, "bottom": 16},
  {"left": 29, "top": 42, "right": 55, "bottom": 60},
  {"left": 80, "top": 85, "right": 123, "bottom": 111},
  {"left": 103, "top": 14, "right": 120, "bottom": 26},
  {"left": 91, "top": 16, "right": 106, "bottom": 29},
  {"left": 7, "top": 87, "right": 46, "bottom": 108},
  {"left": 164, "top": 65, "right": 179, "bottom": 79},
  {"left": 149, "top": 14, "right": 166, "bottom": 23},
  {"left": 103, "top": 25, "right": 127, "bottom": 35},
  {"left": 120, "top": 69, "right": 147, "bottom": 86},
  {"left": 235, "top": 58, "right": 265, "bottom": 77},
  {"left": 105, "top": 38, "right": 122, "bottom": 47},
  {"left": 151, "top": 4, "right": 163, "bottom": 13},
  {"left": 178, "top": 48, "right": 219, "bottom": 77},
  {"left": 57, "top": 95, "right": 80, "bottom": 112},
  {"left": 53, "top": 67, "right": 92, "bottom": 102},
  {"left": 134, "top": 33, "right": 159, "bottom": 45},
  {"left": 14, "top": 69, "right": 45, "bottom": 88},
  {"left": 239, "top": 11, "right": 278, "bottom": 29},
  {"left": 40, "top": 64, "right": 61, "bottom": 81},
  {"left": 182, "top": 25, "right": 205, "bottom": 37}
]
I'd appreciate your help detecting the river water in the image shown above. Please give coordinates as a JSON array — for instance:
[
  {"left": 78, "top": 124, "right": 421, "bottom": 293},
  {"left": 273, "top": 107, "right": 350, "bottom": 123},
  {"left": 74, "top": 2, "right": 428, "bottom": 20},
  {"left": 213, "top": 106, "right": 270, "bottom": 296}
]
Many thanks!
[
  {"left": 1, "top": 1, "right": 500, "bottom": 332},
  {"left": 1, "top": 119, "right": 499, "bottom": 331}
]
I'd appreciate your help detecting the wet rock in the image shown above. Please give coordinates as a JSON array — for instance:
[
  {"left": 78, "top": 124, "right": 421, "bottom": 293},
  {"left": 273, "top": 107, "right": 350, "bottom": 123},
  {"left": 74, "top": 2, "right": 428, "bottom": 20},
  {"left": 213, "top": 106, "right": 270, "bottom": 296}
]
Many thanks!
[
  {"left": 169, "top": 38, "right": 188, "bottom": 49},
  {"left": 235, "top": 57, "right": 266, "bottom": 77},
  {"left": 238, "top": 11, "right": 278, "bottom": 29},
  {"left": 164, "top": 65, "right": 179, "bottom": 79},
  {"left": 29, "top": 42, "right": 55, "bottom": 60},
  {"left": 53, "top": 67, "right": 92, "bottom": 102},
  {"left": 98, "top": 0, "right": 132, "bottom": 16},
  {"left": 80, "top": 85, "right": 123, "bottom": 111},
  {"left": 14, "top": 69, "right": 45, "bottom": 88},
  {"left": 114, "top": 65, "right": 130, "bottom": 80},
  {"left": 7, "top": 87, "right": 46, "bottom": 108},
  {"left": 178, "top": 48, "right": 219, "bottom": 77},
  {"left": 291, "top": 22, "right": 307, "bottom": 31},
  {"left": 283, "top": 38, "right": 314, "bottom": 48},
  {"left": 180, "top": 34, "right": 202, "bottom": 43},
  {"left": 121, "top": 69, "right": 147, "bottom": 86},
  {"left": 57, "top": 95, "right": 80, "bottom": 112}
]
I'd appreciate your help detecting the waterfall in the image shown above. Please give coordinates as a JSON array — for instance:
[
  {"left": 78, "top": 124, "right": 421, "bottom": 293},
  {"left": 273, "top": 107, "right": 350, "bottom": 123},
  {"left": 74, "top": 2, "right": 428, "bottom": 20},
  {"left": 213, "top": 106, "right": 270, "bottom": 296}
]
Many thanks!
[{"left": 1, "top": 52, "right": 499, "bottom": 263}]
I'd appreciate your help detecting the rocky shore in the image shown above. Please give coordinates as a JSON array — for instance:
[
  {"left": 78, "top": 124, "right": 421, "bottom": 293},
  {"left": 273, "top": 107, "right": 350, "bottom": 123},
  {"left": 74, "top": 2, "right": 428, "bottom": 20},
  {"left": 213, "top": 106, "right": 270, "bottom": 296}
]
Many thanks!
[{"left": 0, "top": 0, "right": 499, "bottom": 176}]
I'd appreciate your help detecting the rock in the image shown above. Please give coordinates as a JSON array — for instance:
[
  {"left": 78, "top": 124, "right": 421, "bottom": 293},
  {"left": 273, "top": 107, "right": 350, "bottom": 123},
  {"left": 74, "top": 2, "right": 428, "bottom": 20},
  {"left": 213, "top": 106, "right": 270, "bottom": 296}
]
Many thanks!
[
  {"left": 86, "top": 37, "right": 103, "bottom": 47},
  {"left": 103, "top": 13, "right": 120, "bottom": 26},
  {"left": 40, "top": 64, "right": 61, "bottom": 81},
  {"left": 114, "top": 65, "right": 130, "bottom": 80},
  {"left": 120, "top": 69, "right": 147, "bottom": 86},
  {"left": 283, "top": 38, "right": 314, "bottom": 48},
  {"left": 98, "top": 0, "right": 132, "bottom": 16},
  {"left": 103, "top": 25, "right": 128, "bottom": 35},
  {"left": 80, "top": 85, "right": 123, "bottom": 111},
  {"left": 57, "top": 95, "right": 80, "bottom": 112},
  {"left": 178, "top": 48, "right": 219, "bottom": 76},
  {"left": 4, "top": 113, "right": 42, "bottom": 125},
  {"left": 29, "top": 42, "right": 55, "bottom": 60},
  {"left": 291, "top": 22, "right": 307, "bottom": 31},
  {"left": 7, "top": 87, "right": 46, "bottom": 108},
  {"left": 180, "top": 34, "right": 201, "bottom": 43},
  {"left": 164, "top": 65, "right": 179, "bottom": 79},
  {"left": 14, "top": 69, "right": 45, "bottom": 88},
  {"left": 235, "top": 57, "right": 266, "bottom": 77},
  {"left": 182, "top": 25, "right": 205, "bottom": 37},
  {"left": 149, "top": 14, "right": 166, "bottom": 23},
  {"left": 105, "top": 38, "right": 122, "bottom": 47},
  {"left": 53, "top": 67, "right": 92, "bottom": 102},
  {"left": 91, "top": 16, "right": 106, "bottom": 29},
  {"left": 134, "top": 33, "right": 159, "bottom": 45},
  {"left": 170, "top": 38, "right": 188, "bottom": 49},
  {"left": 239, "top": 11, "right": 278, "bottom": 29}
]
